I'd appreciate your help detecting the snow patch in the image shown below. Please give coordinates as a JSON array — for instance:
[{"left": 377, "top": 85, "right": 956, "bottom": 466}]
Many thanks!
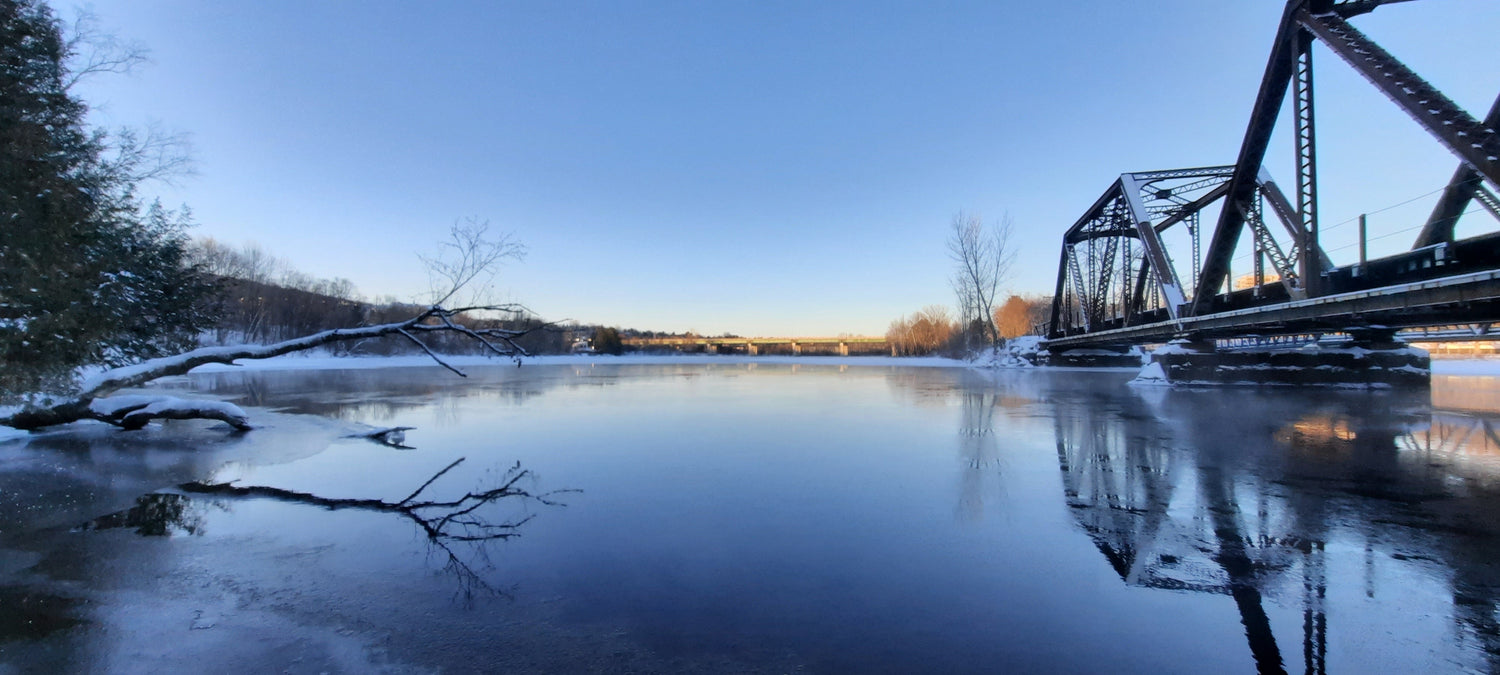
[
  {"left": 1129, "top": 361, "right": 1169, "bottom": 386},
  {"left": 1149, "top": 340, "right": 1210, "bottom": 356},
  {"left": 88, "top": 395, "right": 249, "bottom": 429},
  {"left": 971, "top": 337, "right": 1044, "bottom": 369}
]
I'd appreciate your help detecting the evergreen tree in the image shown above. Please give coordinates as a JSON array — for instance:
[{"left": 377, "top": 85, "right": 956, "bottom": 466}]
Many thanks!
[
  {"left": 592, "top": 327, "right": 623, "bottom": 355},
  {"left": 0, "top": 0, "right": 215, "bottom": 400}
]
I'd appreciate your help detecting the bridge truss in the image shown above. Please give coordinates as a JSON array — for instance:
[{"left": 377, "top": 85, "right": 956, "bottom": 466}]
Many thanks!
[{"left": 1047, "top": 0, "right": 1500, "bottom": 349}]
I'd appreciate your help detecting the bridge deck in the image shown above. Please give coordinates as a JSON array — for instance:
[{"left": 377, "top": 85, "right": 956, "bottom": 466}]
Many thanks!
[{"left": 1046, "top": 269, "right": 1500, "bottom": 350}]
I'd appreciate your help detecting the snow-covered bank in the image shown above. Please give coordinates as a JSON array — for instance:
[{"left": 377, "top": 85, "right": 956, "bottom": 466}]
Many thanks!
[
  {"left": 970, "top": 336, "right": 1045, "bottom": 369},
  {"left": 184, "top": 352, "right": 972, "bottom": 373}
]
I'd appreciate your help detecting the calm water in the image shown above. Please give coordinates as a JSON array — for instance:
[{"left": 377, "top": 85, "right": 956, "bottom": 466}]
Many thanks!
[{"left": 4, "top": 362, "right": 1500, "bottom": 673}]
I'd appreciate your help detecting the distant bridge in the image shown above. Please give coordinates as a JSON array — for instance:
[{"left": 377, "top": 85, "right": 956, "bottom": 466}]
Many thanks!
[
  {"left": 621, "top": 336, "right": 891, "bottom": 356},
  {"left": 1046, "top": 0, "right": 1500, "bottom": 353}
]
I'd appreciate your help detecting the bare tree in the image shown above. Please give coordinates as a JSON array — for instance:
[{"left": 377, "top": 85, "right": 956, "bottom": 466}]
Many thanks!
[
  {"left": 61, "top": 11, "right": 195, "bottom": 186},
  {"left": 421, "top": 217, "right": 525, "bottom": 307},
  {"left": 102, "top": 124, "right": 195, "bottom": 185},
  {"left": 1025, "top": 294, "right": 1053, "bottom": 335},
  {"left": 948, "top": 212, "right": 1016, "bottom": 351},
  {"left": 3, "top": 226, "right": 541, "bottom": 432},
  {"left": 60, "top": 8, "right": 148, "bottom": 92},
  {"left": 886, "top": 305, "right": 956, "bottom": 356}
]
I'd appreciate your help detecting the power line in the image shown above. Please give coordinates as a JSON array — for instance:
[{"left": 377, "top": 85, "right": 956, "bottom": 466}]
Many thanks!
[
  {"left": 1320, "top": 183, "right": 1451, "bottom": 234},
  {"left": 1222, "top": 182, "right": 1460, "bottom": 266},
  {"left": 1323, "top": 206, "right": 1490, "bottom": 254}
]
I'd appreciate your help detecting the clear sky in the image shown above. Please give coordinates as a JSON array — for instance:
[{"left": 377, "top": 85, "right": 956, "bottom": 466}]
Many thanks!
[{"left": 73, "top": 1, "right": 1500, "bottom": 336}]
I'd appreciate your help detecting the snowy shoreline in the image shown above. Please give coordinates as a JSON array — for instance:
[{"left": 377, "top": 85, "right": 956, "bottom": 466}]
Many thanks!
[{"left": 174, "top": 352, "right": 1500, "bottom": 376}]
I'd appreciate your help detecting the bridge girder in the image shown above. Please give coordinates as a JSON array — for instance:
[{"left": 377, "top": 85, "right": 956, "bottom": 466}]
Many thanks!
[
  {"left": 1049, "top": 0, "right": 1500, "bottom": 346},
  {"left": 1048, "top": 165, "right": 1322, "bottom": 338},
  {"left": 1191, "top": 0, "right": 1500, "bottom": 316}
]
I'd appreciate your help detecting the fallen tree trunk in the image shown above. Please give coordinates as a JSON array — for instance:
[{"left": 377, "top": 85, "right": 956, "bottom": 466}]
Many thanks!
[{"left": 2, "top": 304, "right": 541, "bottom": 432}]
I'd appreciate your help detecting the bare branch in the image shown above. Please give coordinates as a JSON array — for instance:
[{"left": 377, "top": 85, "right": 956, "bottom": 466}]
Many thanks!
[
  {"left": 419, "top": 218, "right": 526, "bottom": 307},
  {"left": 61, "top": 9, "right": 149, "bottom": 91},
  {"left": 177, "top": 458, "right": 565, "bottom": 542},
  {"left": 102, "top": 124, "right": 196, "bottom": 185},
  {"left": 399, "top": 458, "right": 467, "bottom": 505},
  {"left": 398, "top": 328, "right": 466, "bottom": 377},
  {"left": 1, "top": 304, "right": 543, "bottom": 431},
  {"left": 177, "top": 459, "right": 572, "bottom": 600}
]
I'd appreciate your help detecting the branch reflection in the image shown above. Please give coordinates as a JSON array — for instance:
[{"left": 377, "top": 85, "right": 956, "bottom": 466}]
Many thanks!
[{"left": 80, "top": 459, "right": 572, "bottom": 600}]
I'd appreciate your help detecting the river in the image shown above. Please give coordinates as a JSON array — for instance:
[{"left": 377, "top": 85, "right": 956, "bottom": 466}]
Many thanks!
[{"left": 2, "top": 361, "right": 1499, "bottom": 673}]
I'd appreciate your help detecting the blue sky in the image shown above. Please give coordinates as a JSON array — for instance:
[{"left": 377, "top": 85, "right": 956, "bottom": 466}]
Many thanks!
[{"left": 74, "top": 1, "right": 1500, "bottom": 336}]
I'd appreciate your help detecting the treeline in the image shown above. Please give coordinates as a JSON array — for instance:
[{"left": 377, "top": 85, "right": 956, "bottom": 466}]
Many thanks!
[
  {"left": 194, "top": 238, "right": 362, "bottom": 303},
  {"left": 888, "top": 306, "right": 958, "bottom": 356},
  {"left": 191, "top": 238, "right": 568, "bottom": 355},
  {"left": 994, "top": 294, "right": 1052, "bottom": 338},
  {"left": 886, "top": 295, "right": 1052, "bottom": 356}
]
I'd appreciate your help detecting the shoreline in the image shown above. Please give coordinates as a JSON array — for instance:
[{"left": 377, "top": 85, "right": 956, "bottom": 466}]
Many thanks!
[
  {"left": 184, "top": 352, "right": 974, "bottom": 373},
  {"left": 173, "top": 351, "right": 1500, "bottom": 376}
]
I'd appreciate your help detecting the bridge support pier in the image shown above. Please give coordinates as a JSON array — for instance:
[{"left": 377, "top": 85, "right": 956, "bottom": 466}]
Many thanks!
[
  {"left": 1048, "top": 346, "right": 1143, "bottom": 368},
  {"left": 1136, "top": 332, "right": 1429, "bottom": 388},
  {"left": 791, "top": 342, "right": 801, "bottom": 356},
  {"left": 747, "top": 343, "right": 759, "bottom": 356},
  {"left": 838, "top": 342, "right": 848, "bottom": 356}
]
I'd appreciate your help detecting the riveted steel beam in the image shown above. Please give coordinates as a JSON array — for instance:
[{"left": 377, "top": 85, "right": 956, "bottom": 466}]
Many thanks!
[
  {"left": 1048, "top": 244, "right": 1070, "bottom": 337},
  {"left": 1121, "top": 173, "right": 1187, "bottom": 318},
  {"left": 1192, "top": 3, "right": 1303, "bottom": 314},
  {"left": 1416, "top": 92, "right": 1500, "bottom": 247},
  {"left": 1292, "top": 26, "right": 1321, "bottom": 296},
  {"left": 1296, "top": 9, "right": 1500, "bottom": 190}
]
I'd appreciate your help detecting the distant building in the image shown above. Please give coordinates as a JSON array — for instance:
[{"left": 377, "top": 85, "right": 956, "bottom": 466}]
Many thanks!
[{"left": 1233, "top": 272, "right": 1281, "bottom": 290}]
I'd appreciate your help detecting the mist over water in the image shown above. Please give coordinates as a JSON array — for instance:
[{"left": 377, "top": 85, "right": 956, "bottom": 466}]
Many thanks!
[{"left": 3, "top": 362, "right": 1500, "bottom": 673}]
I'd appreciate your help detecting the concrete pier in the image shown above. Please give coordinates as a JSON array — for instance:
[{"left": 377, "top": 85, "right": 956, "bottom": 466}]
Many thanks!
[
  {"left": 1135, "top": 331, "right": 1430, "bottom": 387},
  {"left": 1048, "top": 346, "right": 1143, "bottom": 368}
]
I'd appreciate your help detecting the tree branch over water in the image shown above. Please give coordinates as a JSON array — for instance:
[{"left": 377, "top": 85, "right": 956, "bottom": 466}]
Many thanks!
[
  {"left": 179, "top": 459, "right": 575, "bottom": 598},
  {"left": 2, "top": 225, "right": 544, "bottom": 432}
]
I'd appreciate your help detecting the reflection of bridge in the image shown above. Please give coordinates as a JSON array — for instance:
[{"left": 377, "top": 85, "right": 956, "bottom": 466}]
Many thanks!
[
  {"left": 1046, "top": 1, "right": 1500, "bottom": 355},
  {"left": 621, "top": 336, "right": 890, "bottom": 356},
  {"left": 1050, "top": 383, "right": 1500, "bottom": 674}
]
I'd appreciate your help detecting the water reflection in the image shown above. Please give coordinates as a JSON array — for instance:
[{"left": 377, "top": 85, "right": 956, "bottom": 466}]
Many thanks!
[
  {"left": 1051, "top": 382, "right": 1500, "bottom": 674},
  {"left": 956, "top": 390, "right": 1005, "bottom": 522},
  {"left": 79, "top": 493, "right": 213, "bottom": 537},
  {"left": 16, "top": 363, "right": 1500, "bottom": 672},
  {"left": 0, "top": 586, "right": 84, "bottom": 642},
  {"left": 0, "top": 415, "right": 341, "bottom": 535},
  {"left": 167, "top": 364, "right": 635, "bottom": 423}
]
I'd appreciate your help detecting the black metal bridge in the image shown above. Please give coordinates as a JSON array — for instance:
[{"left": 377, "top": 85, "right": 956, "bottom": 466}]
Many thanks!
[{"left": 1045, "top": 0, "right": 1500, "bottom": 351}]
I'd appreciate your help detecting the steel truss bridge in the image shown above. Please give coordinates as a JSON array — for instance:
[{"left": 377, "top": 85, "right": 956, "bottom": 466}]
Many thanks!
[{"left": 1046, "top": 0, "right": 1500, "bottom": 352}]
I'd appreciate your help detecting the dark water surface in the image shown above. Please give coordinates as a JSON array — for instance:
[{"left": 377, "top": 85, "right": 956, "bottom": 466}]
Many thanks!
[{"left": 4, "top": 362, "right": 1500, "bottom": 673}]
